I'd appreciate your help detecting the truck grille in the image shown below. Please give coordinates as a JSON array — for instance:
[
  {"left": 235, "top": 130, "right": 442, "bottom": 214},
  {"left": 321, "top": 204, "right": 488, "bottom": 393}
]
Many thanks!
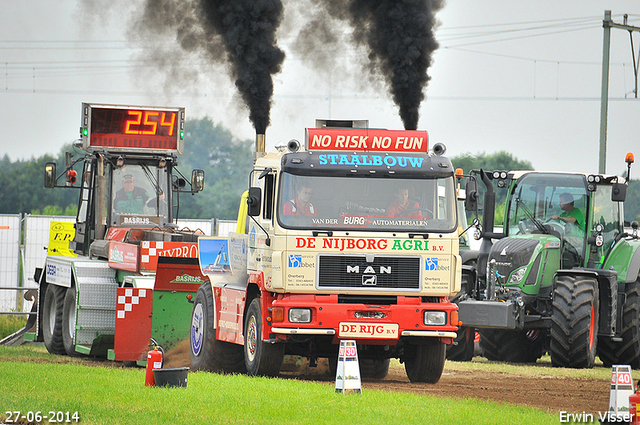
[{"left": 317, "top": 255, "right": 421, "bottom": 290}]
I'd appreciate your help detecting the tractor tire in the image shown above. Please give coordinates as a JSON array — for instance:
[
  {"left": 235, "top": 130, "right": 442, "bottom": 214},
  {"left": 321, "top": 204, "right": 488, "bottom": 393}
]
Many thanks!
[
  {"left": 62, "top": 286, "right": 80, "bottom": 357},
  {"left": 190, "top": 281, "right": 245, "bottom": 373},
  {"left": 42, "top": 284, "right": 66, "bottom": 355},
  {"left": 446, "top": 326, "right": 476, "bottom": 362},
  {"left": 479, "top": 329, "right": 547, "bottom": 363},
  {"left": 550, "top": 274, "right": 599, "bottom": 368},
  {"left": 360, "top": 358, "right": 391, "bottom": 380},
  {"left": 598, "top": 278, "right": 640, "bottom": 369},
  {"left": 244, "top": 297, "right": 284, "bottom": 377},
  {"left": 403, "top": 338, "right": 445, "bottom": 383}
]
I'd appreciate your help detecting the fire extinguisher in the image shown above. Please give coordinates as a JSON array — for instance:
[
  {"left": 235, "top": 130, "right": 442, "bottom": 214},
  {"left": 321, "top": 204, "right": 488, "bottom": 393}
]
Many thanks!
[
  {"left": 145, "top": 340, "right": 164, "bottom": 387},
  {"left": 630, "top": 380, "right": 640, "bottom": 425}
]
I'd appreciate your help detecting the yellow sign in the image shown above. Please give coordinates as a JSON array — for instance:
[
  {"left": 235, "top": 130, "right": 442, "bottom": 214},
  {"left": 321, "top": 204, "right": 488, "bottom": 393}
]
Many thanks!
[{"left": 48, "top": 221, "right": 77, "bottom": 257}]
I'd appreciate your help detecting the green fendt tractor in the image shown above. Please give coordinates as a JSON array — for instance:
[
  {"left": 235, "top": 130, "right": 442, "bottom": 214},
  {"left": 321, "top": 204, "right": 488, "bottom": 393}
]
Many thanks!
[{"left": 457, "top": 153, "right": 640, "bottom": 368}]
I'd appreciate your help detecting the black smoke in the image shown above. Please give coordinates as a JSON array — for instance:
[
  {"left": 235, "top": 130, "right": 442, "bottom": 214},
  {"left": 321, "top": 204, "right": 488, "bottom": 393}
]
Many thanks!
[
  {"left": 296, "top": 0, "right": 444, "bottom": 130},
  {"left": 131, "top": 0, "right": 285, "bottom": 134}
]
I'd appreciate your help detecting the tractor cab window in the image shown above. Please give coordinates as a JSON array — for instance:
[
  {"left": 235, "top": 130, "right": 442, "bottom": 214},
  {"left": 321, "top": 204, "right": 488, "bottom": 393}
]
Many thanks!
[
  {"left": 109, "top": 164, "right": 169, "bottom": 226},
  {"left": 277, "top": 172, "right": 457, "bottom": 233},
  {"left": 592, "top": 185, "right": 622, "bottom": 265},
  {"left": 507, "top": 173, "right": 588, "bottom": 267}
]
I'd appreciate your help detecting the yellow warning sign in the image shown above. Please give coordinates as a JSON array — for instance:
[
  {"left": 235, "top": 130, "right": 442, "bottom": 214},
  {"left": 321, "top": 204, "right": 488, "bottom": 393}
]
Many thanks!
[{"left": 48, "top": 221, "right": 77, "bottom": 257}]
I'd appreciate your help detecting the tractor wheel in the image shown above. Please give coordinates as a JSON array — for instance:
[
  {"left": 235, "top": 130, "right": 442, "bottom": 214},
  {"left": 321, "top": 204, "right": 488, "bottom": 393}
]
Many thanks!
[
  {"left": 190, "top": 281, "right": 245, "bottom": 373},
  {"left": 360, "top": 358, "right": 391, "bottom": 380},
  {"left": 550, "top": 274, "right": 599, "bottom": 368},
  {"left": 42, "top": 284, "right": 66, "bottom": 355},
  {"left": 598, "top": 277, "right": 640, "bottom": 368},
  {"left": 446, "top": 326, "right": 476, "bottom": 361},
  {"left": 244, "top": 297, "right": 284, "bottom": 377},
  {"left": 62, "top": 286, "right": 80, "bottom": 357},
  {"left": 479, "top": 329, "right": 547, "bottom": 363},
  {"left": 403, "top": 338, "right": 445, "bottom": 383}
]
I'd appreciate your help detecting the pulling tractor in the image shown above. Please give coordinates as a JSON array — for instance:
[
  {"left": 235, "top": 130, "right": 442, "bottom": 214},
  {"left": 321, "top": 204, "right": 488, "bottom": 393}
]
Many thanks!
[
  {"left": 29, "top": 103, "right": 206, "bottom": 361},
  {"left": 456, "top": 153, "right": 640, "bottom": 368}
]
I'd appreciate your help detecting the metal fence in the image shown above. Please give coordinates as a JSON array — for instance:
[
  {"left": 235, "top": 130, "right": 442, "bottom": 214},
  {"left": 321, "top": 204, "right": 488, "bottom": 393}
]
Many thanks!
[{"left": 0, "top": 214, "right": 234, "bottom": 313}]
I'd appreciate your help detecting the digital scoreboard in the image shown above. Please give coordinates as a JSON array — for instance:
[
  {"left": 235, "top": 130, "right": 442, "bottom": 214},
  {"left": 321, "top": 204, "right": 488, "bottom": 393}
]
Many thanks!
[{"left": 80, "top": 103, "right": 185, "bottom": 154}]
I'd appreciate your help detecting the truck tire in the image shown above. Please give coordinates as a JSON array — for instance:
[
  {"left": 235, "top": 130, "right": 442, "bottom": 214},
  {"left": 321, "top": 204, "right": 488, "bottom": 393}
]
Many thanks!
[
  {"left": 190, "top": 281, "right": 245, "bottom": 373},
  {"left": 42, "top": 284, "right": 65, "bottom": 355},
  {"left": 479, "top": 329, "right": 547, "bottom": 363},
  {"left": 446, "top": 326, "right": 476, "bottom": 362},
  {"left": 244, "top": 297, "right": 284, "bottom": 377},
  {"left": 62, "top": 286, "right": 80, "bottom": 357},
  {"left": 598, "top": 278, "right": 640, "bottom": 368},
  {"left": 550, "top": 274, "right": 599, "bottom": 368},
  {"left": 403, "top": 338, "right": 445, "bottom": 383},
  {"left": 360, "top": 358, "right": 391, "bottom": 380}
]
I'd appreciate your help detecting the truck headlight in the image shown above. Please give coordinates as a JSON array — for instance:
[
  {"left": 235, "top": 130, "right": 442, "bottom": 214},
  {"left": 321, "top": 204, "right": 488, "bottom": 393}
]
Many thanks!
[
  {"left": 289, "top": 308, "right": 312, "bottom": 323},
  {"left": 424, "top": 311, "right": 446, "bottom": 326},
  {"left": 509, "top": 267, "right": 526, "bottom": 283}
]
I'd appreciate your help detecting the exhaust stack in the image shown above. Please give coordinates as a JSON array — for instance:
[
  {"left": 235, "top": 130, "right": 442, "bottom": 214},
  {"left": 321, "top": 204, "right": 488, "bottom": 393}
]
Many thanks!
[{"left": 255, "top": 133, "right": 266, "bottom": 161}]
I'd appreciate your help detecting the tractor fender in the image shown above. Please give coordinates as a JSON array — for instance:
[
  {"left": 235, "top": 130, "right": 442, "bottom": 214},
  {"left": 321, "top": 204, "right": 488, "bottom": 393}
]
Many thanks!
[
  {"left": 627, "top": 245, "right": 640, "bottom": 283},
  {"left": 555, "top": 268, "right": 618, "bottom": 337},
  {"left": 460, "top": 249, "right": 478, "bottom": 266}
]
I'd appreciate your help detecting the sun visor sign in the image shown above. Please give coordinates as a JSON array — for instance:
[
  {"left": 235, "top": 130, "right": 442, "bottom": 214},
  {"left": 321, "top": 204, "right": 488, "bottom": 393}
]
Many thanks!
[{"left": 305, "top": 128, "right": 428, "bottom": 153}]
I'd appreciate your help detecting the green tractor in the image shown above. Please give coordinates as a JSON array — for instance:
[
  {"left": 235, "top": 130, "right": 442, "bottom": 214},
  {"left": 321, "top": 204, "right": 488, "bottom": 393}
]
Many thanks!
[{"left": 457, "top": 153, "right": 640, "bottom": 368}]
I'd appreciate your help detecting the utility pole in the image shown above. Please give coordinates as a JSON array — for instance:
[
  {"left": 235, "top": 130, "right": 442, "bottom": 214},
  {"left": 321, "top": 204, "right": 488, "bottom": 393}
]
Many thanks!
[{"left": 599, "top": 10, "right": 640, "bottom": 174}]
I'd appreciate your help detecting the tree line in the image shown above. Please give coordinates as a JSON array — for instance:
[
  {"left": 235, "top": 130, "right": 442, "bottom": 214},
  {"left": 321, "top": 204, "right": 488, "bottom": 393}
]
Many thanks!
[{"left": 0, "top": 117, "right": 638, "bottom": 223}]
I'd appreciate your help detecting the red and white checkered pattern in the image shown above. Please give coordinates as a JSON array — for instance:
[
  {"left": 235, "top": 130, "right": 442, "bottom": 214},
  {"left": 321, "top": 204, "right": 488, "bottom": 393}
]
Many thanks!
[
  {"left": 140, "top": 241, "right": 164, "bottom": 265},
  {"left": 117, "top": 288, "right": 148, "bottom": 319}
]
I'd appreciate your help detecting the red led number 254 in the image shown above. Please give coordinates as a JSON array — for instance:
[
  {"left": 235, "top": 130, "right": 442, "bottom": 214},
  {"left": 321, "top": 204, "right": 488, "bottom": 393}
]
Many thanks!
[{"left": 124, "top": 111, "right": 176, "bottom": 136}]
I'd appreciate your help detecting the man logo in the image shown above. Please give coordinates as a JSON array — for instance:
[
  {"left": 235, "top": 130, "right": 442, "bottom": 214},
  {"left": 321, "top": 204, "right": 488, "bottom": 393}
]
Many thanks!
[
  {"left": 425, "top": 257, "right": 438, "bottom": 271},
  {"left": 362, "top": 275, "right": 377, "bottom": 286},
  {"left": 289, "top": 255, "right": 302, "bottom": 268}
]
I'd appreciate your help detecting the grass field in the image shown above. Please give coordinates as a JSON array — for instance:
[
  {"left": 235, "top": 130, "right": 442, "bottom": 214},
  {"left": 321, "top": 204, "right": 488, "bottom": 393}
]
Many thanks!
[
  {"left": 0, "top": 346, "right": 558, "bottom": 425},
  {"left": 0, "top": 315, "right": 28, "bottom": 340}
]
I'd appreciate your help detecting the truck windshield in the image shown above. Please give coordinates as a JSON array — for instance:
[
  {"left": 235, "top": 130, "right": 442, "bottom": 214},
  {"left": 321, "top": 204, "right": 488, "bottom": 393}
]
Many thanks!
[
  {"left": 110, "top": 164, "right": 169, "bottom": 226},
  {"left": 278, "top": 173, "right": 457, "bottom": 232}
]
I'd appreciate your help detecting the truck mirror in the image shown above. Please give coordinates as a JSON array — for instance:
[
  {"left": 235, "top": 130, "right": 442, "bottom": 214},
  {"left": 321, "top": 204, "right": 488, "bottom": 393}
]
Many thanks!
[
  {"left": 612, "top": 182, "right": 627, "bottom": 202},
  {"left": 44, "top": 162, "right": 56, "bottom": 188},
  {"left": 247, "top": 187, "right": 261, "bottom": 216},
  {"left": 464, "top": 179, "right": 478, "bottom": 211},
  {"left": 192, "top": 169, "right": 205, "bottom": 192}
]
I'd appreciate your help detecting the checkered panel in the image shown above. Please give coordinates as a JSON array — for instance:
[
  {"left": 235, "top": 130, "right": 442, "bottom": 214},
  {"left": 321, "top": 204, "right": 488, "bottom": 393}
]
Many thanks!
[{"left": 116, "top": 288, "right": 148, "bottom": 319}]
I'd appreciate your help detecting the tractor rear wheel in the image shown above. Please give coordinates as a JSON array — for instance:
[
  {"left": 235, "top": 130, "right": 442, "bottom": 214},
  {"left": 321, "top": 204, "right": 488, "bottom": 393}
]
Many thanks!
[
  {"left": 62, "top": 286, "right": 80, "bottom": 357},
  {"left": 42, "top": 284, "right": 65, "bottom": 355},
  {"left": 598, "top": 277, "right": 640, "bottom": 368},
  {"left": 190, "top": 281, "right": 245, "bottom": 373},
  {"left": 447, "top": 326, "right": 476, "bottom": 362},
  {"left": 479, "top": 329, "right": 547, "bottom": 363},
  {"left": 244, "top": 297, "right": 284, "bottom": 377},
  {"left": 403, "top": 338, "right": 445, "bottom": 383},
  {"left": 550, "top": 274, "right": 599, "bottom": 368}
]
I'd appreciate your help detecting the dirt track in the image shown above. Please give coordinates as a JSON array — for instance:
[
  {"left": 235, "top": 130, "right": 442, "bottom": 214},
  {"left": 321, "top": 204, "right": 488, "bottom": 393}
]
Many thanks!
[{"left": 279, "top": 357, "right": 612, "bottom": 416}]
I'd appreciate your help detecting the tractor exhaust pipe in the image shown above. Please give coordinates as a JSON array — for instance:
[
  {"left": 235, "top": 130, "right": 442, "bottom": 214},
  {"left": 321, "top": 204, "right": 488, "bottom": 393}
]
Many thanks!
[{"left": 255, "top": 133, "right": 266, "bottom": 162}]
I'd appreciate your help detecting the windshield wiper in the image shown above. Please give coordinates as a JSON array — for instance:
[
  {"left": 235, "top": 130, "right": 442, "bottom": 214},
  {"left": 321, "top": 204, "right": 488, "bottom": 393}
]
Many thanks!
[
  {"left": 141, "top": 164, "right": 164, "bottom": 196},
  {"left": 516, "top": 197, "right": 548, "bottom": 234}
]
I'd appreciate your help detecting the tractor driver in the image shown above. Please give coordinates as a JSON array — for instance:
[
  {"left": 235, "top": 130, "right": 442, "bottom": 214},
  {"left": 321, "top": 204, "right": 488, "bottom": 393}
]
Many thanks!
[
  {"left": 552, "top": 193, "right": 585, "bottom": 233},
  {"left": 113, "top": 174, "right": 159, "bottom": 214}
]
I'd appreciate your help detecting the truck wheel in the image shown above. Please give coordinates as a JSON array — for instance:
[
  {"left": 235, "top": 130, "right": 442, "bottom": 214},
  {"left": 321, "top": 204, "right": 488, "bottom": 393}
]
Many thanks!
[
  {"left": 403, "top": 338, "right": 445, "bottom": 383},
  {"left": 244, "top": 297, "right": 284, "bottom": 377},
  {"left": 360, "top": 358, "right": 390, "bottom": 380},
  {"left": 479, "top": 329, "right": 547, "bottom": 363},
  {"left": 446, "top": 326, "right": 476, "bottom": 361},
  {"left": 190, "top": 281, "right": 245, "bottom": 373},
  {"left": 62, "top": 286, "right": 80, "bottom": 357},
  {"left": 598, "top": 278, "right": 640, "bottom": 368},
  {"left": 550, "top": 274, "right": 599, "bottom": 368},
  {"left": 42, "top": 284, "right": 65, "bottom": 355}
]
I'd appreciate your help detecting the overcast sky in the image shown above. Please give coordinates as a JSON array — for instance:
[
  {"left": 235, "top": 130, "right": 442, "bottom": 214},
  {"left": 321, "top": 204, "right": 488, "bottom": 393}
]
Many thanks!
[{"left": 1, "top": 0, "right": 639, "bottom": 175}]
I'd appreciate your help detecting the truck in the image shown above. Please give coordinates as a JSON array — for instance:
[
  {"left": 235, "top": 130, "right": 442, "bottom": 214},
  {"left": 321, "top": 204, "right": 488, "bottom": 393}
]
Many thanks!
[
  {"left": 456, "top": 153, "right": 640, "bottom": 368},
  {"left": 189, "top": 121, "right": 461, "bottom": 383},
  {"left": 30, "top": 103, "right": 206, "bottom": 362}
]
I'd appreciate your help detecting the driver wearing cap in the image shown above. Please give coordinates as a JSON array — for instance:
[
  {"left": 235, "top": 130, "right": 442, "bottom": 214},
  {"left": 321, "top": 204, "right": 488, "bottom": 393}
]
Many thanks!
[
  {"left": 552, "top": 193, "right": 585, "bottom": 233},
  {"left": 113, "top": 174, "right": 152, "bottom": 214}
]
